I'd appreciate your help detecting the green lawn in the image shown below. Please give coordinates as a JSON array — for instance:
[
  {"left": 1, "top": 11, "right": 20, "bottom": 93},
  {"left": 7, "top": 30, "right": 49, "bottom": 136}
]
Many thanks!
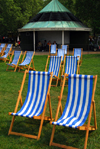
[{"left": 0, "top": 54, "right": 100, "bottom": 149}]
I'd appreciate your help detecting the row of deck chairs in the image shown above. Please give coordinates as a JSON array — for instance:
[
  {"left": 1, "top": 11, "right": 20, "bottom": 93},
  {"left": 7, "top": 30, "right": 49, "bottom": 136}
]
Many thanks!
[
  {"left": 6, "top": 50, "right": 35, "bottom": 72},
  {"left": 45, "top": 55, "right": 79, "bottom": 87},
  {"left": 0, "top": 47, "right": 35, "bottom": 72},
  {"left": 49, "top": 44, "right": 83, "bottom": 65},
  {"left": 8, "top": 70, "right": 97, "bottom": 149},
  {"left": 7, "top": 47, "right": 98, "bottom": 149}
]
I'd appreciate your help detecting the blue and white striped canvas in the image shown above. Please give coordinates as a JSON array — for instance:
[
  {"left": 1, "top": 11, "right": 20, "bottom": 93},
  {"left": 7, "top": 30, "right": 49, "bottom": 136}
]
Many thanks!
[
  {"left": 0, "top": 47, "right": 2, "bottom": 52},
  {"left": 49, "top": 56, "right": 62, "bottom": 77},
  {"left": 51, "top": 44, "right": 56, "bottom": 54},
  {"left": 19, "top": 51, "right": 34, "bottom": 66},
  {"left": 62, "top": 45, "right": 67, "bottom": 55},
  {"left": 52, "top": 74, "right": 93, "bottom": 128},
  {"left": 7, "top": 44, "right": 12, "bottom": 48},
  {"left": 57, "top": 49, "right": 65, "bottom": 61},
  {"left": 11, "top": 71, "right": 51, "bottom": 118},
  {"left": 74, "top": 48, "right": 81, "bottom": 61},
  {"left": 0, "top": 48, "right": 10, "bottom": 59},
  {"left": 65, "top": 56, "right": 77, "bottom": 74},
  {"left": 0, "top": 43, "right": 5, "bottom": 48},
  {"left": 7, "top": 51, "right": 21, "bottom": 66}
]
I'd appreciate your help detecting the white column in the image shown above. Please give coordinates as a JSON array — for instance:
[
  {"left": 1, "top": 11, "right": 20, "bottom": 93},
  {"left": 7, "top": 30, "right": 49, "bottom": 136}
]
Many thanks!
[
  {"left": 33, "top": 31, "right": 35, "bottom": 51},
  {"left": 62, "top": 31, "right": 64, "bottom": 45}
]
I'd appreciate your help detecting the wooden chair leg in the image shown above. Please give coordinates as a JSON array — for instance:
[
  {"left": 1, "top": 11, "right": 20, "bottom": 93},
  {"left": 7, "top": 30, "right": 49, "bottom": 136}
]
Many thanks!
[
  {"left": 8, "top": 116, "right": 16, "bottom": 135},
  {"left": 49, "top": 125, "right": 56, "bottom": 146}
]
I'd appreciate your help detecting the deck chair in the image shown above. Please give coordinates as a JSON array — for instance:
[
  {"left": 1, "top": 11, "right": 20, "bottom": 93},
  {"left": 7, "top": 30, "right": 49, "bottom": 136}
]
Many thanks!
[
  {"left": 73, "top": 48, "right": 83, "bottom": 65},
  {"left": 0, "top": 46, "right": 12, "bottom": 62},
  {"left": 18, "top": 51, "right": 35, "bottom": 71},
  {"left": 49, "top": 44, "right": 57, "bottom": 56},
  {"left": 61, "top": 45, "right": 69, "bottom": 55},
  {"left": 8, "top": 70, "right": 53, "bottom": 140},
  {"left": 50, "top": 74, "right": 97, "bottom": 149},
  {"left": 45, "top": 56, "right": 62, "bottom": 87},
  {"left": 61, "top": 56, "right": 79, "bottom": 85},
  {"left": 0, "top": 43, "right": 6, "bottom": 55},
  {"left": 6, "top": 50, "right": 22, "bottom": 72},
  {"left": 7, "top": 44, "right": 13, "bottom": 48}
]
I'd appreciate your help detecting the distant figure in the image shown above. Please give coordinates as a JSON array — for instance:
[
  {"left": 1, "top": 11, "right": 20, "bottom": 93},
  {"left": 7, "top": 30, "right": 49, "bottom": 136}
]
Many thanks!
[
  {"left": 47, "top": 40, "right": 51, "bottom": 46},
  {"left": 37, "top": 41, "right": 42, "bottom": 51},
  {"left": 47, "top": 40, "right": 51, "bottom": 51},
  {"left": 43, "top": 40, "right": 47, "bottom": 51},
  {"left": 53, "top": 41, "right": 57, "bottom": 45}
]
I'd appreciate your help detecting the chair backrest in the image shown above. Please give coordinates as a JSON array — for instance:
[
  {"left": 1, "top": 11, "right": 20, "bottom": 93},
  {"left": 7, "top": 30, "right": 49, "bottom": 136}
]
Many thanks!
[
  {"left": 0, "top": 43, "right": 5, "bottom": 48},
  {"left": 1, "top": 47, "right": 10, "bottom": 58},
  {"left": 7, "top": 44, "right": 12, "bottom": 48},
  {"left": 12, "top": 51, "right": 21, "bottom": 65},
  {"left": 19, "top": 51, "right": 34, "bottom": 66},
  {"left": 53, "top": 74, "right": 94, "bottom": 128},
  {"left": 74, "top": 48, "right": 82, "bottom": 60},
  {"left": 62, "top": 45, "right": 67, "bottom": 54},
  {"left": 14, "top": 71, "right": 51, "bottom": 117},
  {"left": 50, "top": 44, "right": 56, "bottom": 54},
  {"left": 57, "top": 49, "right": 65, "bottom": 61},
  {"left": 65, "top": 56, "right": 77, "bottom": 74},
  {"left": 48, "top": 56, "right": 62, "bottom": 77}
]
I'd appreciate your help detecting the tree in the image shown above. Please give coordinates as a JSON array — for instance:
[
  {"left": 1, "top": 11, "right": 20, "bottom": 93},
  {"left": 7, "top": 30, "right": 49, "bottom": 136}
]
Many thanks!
[
  {"left": 0, "top": 0, "right": 44, "bottom": 36},
  {"left": 74, "top": 0, "right": 100, "bottom": 36}
]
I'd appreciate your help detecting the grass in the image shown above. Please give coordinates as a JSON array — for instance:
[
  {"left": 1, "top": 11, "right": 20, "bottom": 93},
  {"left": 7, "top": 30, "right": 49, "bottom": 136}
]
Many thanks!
[{"left": 0, "top": 54, "right": 100, "bottom": 149}]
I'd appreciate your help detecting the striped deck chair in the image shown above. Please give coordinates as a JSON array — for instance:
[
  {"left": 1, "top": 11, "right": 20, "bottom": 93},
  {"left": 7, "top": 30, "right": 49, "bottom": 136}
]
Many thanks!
[
  {"left": 0, "top": 43, "right": 6, "bottom": 55},
  {"left": 6, "top": 50, "right": 22, "bottom": 72},
  {"left": 8, "top": 70, "right": 53, "bottom": 139},
  {"left": 0, "top": 46, "right": 12, "bottom": 62},
  {"left": 18, "top": 51, "right": 35, "bottom": 71},
  {"left": 57, "top": 48, "right": 65, "bottom": 61},
  {"left": 45, "top": 56, "right": 62, "bottom": 87},
  {"left": 61, "top": 56, "right": 79, "bottom": 85},
  {"left": 73, "top": 48, "right": 83, "bottom": 66},
  {"left": 61, "top": 45, "right": 69, "bottom": 55},
  {"left": 49, "top": 44, "right": 57, "bottom": 56},
  {"left": 50, "top": 74, "right": 97, "bottom": 149}
]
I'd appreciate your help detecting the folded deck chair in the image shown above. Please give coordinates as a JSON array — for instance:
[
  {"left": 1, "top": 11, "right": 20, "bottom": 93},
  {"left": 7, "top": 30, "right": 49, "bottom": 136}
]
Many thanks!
[
  {"left": 0, "top": 46, "right": 12, "bottom": 62},
  {"left": 49, "top": 44, "right": 57, "bottom": 56},
  {"left": 6, "top": 50, "right": 22, "bottom": 72},
  {"left": 45, "top": 56, "right": 62, "bottom": 87},
  {"left": 61, "top": 56, "right": 79, "bottom": 85},
  {"left": 61, "top": 45, "right": 69, "bottom": 55},
  {"left": 8, "top": 70, "right": 53, "bottom": 139},
  {"left": 73, "top": 48, "right": 83, "bottom": 65},
  {"left": 50, "top": 74, "right": 97, "bottom": 149},
  {"left": 18, "top": 51, "right": 35, "bottom": 71}
]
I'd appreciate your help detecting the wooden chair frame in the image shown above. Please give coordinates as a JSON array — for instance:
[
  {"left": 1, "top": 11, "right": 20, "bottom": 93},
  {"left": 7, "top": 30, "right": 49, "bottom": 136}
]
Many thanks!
[
  {"left": 49, "top": 44, "right": 57, "bottom": 56},
  {"left": 45, "top": 55, "right": 62, "bottom": 87},
  {"left": 18, "top": 51, "right": 35, "bottom": 72},
  {"left": 6, "top": 50, "right": 23, "bottom": 72},
  {"left": 8, "top": 70, "right": 53, "bottom": 140},
  {"left": 49, "top": 74, "right": 97, "bottom": 149}
]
